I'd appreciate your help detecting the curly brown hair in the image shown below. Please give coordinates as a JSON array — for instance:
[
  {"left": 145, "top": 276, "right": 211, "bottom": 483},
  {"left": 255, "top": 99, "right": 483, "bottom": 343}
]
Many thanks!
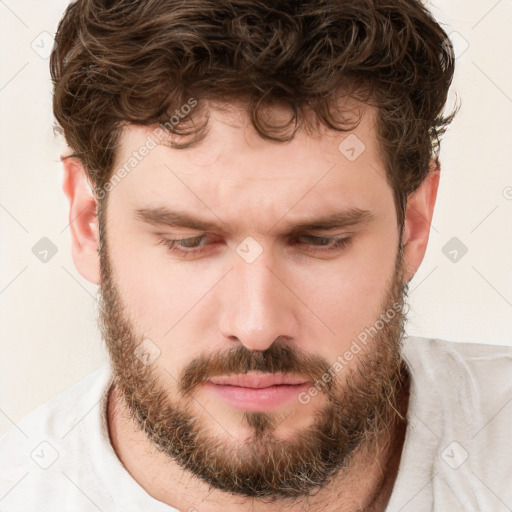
[{"left": 50, "top": 0, "right": 458, "bottom": 230}]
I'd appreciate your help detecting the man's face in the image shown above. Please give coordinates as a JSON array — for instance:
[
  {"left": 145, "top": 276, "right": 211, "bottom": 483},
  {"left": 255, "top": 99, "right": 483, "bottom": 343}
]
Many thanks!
[{"left": 98, "top": 102, "right": 409, "bottom": 499}]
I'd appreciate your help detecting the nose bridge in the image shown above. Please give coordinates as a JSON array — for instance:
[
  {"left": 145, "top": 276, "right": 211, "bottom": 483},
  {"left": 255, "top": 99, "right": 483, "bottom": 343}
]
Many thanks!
[{"left": 218, "top": 245, "right": 298, "bottom": 351}]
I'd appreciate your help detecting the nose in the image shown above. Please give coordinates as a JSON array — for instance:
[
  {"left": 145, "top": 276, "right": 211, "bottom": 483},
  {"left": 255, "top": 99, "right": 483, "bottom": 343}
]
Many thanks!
[{"left": 218, "top": 245, "right": 299, "bottom": 352}]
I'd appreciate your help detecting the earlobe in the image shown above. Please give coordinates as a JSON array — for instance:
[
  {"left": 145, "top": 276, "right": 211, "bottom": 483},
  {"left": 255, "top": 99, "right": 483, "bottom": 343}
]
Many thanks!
[
  {"left": 61, "top": 156, "right": 101, "bottom": 285},
  {"left": 401, "top": 159, "right": 441, "bottom": 282}
]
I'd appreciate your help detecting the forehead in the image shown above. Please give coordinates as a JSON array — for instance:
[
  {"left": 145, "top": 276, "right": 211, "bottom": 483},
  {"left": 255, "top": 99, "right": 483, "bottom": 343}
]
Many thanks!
[{"left": 109, "top": 101, "right": 393, "bottom": 227}]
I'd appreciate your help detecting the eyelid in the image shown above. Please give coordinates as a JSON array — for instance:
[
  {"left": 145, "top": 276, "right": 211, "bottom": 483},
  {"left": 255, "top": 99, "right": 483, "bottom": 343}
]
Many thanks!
[
  {"left": 158, "top": 232, "right": 351, "bottom": 243},
  {"left": 156, "top": 229, "right": 353, "bottom": 238},
  {"left": 157, "top": 233, "right": 353, "bottom": 259},
  {"left": 294, "top": 232, "right": 353, "bottom": 239}
]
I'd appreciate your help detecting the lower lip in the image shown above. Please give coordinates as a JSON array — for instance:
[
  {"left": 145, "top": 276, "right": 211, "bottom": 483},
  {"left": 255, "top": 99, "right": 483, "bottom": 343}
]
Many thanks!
[{"left": 204, "top": 382, "right": 311, "bottom": 411}]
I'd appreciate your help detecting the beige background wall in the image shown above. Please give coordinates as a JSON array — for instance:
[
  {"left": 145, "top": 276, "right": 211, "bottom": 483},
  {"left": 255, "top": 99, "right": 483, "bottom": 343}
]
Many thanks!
[{"left": 1, "top": 0, "right": 511, "bottom": 436}]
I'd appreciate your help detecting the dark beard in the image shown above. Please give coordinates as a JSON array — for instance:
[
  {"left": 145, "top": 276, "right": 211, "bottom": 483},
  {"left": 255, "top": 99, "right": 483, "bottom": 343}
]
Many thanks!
[{"left": 98, "top": 211, "right": 410, "bottom": 502}]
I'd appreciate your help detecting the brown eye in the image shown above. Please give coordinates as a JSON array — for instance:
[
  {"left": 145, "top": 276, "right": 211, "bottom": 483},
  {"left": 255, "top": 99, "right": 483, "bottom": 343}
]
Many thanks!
[
  {"left": 158, "top": 235, "right": 209, "bottom": 257},
  {"left": 293, "top": 235, "right": 352, "bottom": 253}
]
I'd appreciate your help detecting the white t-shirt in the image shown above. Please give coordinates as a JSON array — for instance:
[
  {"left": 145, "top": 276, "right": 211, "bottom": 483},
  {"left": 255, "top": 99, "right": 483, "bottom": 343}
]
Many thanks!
[{"left": 0, "top": 336, "right": 511, "bottom": 511}]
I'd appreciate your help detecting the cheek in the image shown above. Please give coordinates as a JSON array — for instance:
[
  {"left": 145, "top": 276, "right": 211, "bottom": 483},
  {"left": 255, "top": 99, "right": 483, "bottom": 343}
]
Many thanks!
[
  {"left": 294, "top": 232, "right": 399, "bottom": 348},
  {"left": 107, "top": 206, "right": 399, "bottom": 356},
  {"left": 107, "top": 228, "right": 226, "bottom": 339}
]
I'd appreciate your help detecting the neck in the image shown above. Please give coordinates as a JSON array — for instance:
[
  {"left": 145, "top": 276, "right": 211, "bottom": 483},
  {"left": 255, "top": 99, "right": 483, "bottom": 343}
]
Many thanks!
[{"left": 107, "top": 367, "right": 409, "bottom": 512}]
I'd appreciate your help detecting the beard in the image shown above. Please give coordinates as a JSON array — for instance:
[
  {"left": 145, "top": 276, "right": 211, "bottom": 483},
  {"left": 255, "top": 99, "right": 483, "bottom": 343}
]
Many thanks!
[{"left": 97, "top": 211, "right": 410, "bottom": 503}]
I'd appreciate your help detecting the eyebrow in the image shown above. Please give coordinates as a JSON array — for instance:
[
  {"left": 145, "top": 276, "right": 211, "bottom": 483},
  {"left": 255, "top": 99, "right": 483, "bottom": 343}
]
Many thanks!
[{"left": 133, "top": 206, "right": 374, "bottom": 235}]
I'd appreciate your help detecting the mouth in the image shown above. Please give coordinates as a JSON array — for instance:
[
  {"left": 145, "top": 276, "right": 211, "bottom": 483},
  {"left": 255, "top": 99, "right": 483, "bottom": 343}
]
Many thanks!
[
  {"left": 208, "top": 372, "right": 309, "bottom": 388},
  {"left": 204, "top": 373, "right": 311, "bottom": 411}
]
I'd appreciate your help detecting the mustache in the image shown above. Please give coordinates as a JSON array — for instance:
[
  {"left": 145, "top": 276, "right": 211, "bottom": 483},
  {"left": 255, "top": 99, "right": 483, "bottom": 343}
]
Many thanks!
[{"left": 179, "top": 342, "right": 334, "bottom": 397}]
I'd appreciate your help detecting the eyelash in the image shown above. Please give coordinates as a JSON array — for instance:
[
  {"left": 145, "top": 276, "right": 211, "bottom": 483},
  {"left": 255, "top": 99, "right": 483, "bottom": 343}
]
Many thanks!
[{"left": 157, "top": 235, "right": 352, "bottom": 258}]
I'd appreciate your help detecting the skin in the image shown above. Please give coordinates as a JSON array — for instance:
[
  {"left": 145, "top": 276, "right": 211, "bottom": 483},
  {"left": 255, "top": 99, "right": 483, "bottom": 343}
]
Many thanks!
[{"left": 62, "top": 99, "right": 439, "bottom": 511}]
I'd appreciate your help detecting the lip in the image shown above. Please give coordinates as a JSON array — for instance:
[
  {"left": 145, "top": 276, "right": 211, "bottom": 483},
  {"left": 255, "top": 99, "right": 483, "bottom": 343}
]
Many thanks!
[
  {"left": 204, "top": 373, "right": 311, "bottom": 411},
  {"left": 209, "top": 373, "right": 309, "bottom": 388}
]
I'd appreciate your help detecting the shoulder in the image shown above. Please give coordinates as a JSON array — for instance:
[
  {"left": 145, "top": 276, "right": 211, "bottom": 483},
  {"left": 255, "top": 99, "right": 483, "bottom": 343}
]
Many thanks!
[
  {"left": 389, "top": 337, "right": 512, "bottom": 510},
  {"left": 0, "top": 364, "right": 111, "bottom": 447},
  {"left": 401, "top": 335, "right": 512, "bottom": 414},
  {"left": 402, "top": 335, "right": 512, "bottom": 384},
  {"left": 0, "top": 365, "right": 113, "bottom": 511},
  {"left": 403, "top": 334, "right": 512, "bottom": 356}
]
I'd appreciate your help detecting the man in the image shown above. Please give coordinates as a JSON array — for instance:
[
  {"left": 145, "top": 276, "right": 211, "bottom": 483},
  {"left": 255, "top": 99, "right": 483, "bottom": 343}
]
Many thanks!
[{"left": 1, "top": 0, "right": 511, "bottom": 511}]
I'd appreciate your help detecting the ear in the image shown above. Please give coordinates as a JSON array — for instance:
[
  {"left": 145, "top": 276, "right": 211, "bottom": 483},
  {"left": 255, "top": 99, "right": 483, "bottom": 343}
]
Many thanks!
[
  {"left": 61, "top": 156, "right": 101, "bottom": 285},
  {"left": 401, "top": 159, "right": 440, "bottom": 282}
]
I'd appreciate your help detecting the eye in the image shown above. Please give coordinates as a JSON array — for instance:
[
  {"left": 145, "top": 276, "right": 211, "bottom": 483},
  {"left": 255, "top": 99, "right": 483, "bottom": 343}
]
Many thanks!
[
  {"left": 292, "top": 235, "right": 352, "bottom": 254},
  {"left": 158, "top": 235, "right": 210, "bottom": 257},
  {"left": 158, "top": 234, "right": 353, "bottom": 259}
]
